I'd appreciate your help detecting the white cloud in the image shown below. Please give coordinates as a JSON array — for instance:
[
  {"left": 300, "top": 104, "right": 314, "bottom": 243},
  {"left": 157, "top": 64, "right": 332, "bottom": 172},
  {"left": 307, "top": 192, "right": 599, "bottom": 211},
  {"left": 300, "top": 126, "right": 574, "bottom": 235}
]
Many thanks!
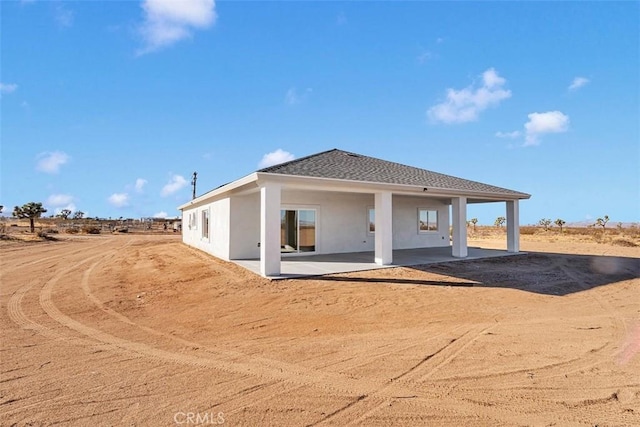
[
  {"left": 161, "top": 174, "right": 188, "bottom": 197},
  {"left": 427, "top": 68, "right": 511, "bottom": 124},
  {"left": 568, "top": 76, "right": 589, "bottom": 91},
  {"left": 46, "top": 194, "right": 77, "bottom": 215},
  {"left": 54, "top": 203, "right": 77, "bottom": 215},
  {"left": 285, "top": 87, "right": 312, "bottom": 105},
  {"left": 135, "top": 178, "right": 148, "bottom": 193},
  {"left": 495, "top": 130, "right": 521, "bottom": 139},
  {"left": 138, "top": 0, "right": 216, "bottom": 54},
  {"left": 36, "top": 151, "right": 70, "bottom": 174},
  {"left": 258, "top": 149, "right": 295, "bottom": 169},
  {"left": 108, "top": 193, "right": 130, "bottom": 207},
  {"left": 47, "top": 194, "right": 74, "bottom": 207},
  {"left": 0, "top": 83, "right": 18, "bottom": 94},
  {"left": 417, "top": 50, "right": 432, "bottom": 64},
  {"left": 55, "top": 4, "right": 74, "bottom": 28},
  {"left": 153, "top": 211, "right": 168, "bottom": 218},
  {"left": 524, "top": 111, "right": 570, "bottom": 146}
]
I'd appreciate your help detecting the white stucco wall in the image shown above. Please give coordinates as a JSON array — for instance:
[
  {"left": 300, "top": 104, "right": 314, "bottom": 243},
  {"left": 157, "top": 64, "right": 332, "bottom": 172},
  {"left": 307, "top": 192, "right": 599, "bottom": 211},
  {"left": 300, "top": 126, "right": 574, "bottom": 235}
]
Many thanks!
[
  {"left": 392, "top": 196, "right": 450, "bottom": 249},
  {"left": 181, "top": 198, "right": 231, "bottom": 260},
  {"left": 281, "top": 190, "right": 374, "bottom": 255},
  {"left": 229, "top": 194, "right": 261, "bottom": 259},
  {"left": 260, "top": 190, "right": 449, "bottom": 256},
  {"left": 183, "top": 188, "right": 451, "bottom": 261}
]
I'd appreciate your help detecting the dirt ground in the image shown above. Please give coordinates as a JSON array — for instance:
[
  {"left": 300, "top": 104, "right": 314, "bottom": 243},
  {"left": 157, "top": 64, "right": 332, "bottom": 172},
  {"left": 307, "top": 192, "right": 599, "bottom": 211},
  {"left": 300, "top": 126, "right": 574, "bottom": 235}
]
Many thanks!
[{"left": 1, "top": 234, "right": 639, "bottom": 426}]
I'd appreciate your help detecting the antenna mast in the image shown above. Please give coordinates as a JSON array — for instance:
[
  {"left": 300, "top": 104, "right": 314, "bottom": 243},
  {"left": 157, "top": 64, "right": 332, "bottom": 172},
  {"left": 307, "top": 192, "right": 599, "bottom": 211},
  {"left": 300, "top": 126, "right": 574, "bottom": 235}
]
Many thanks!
[{"left": 191, "top": 172, "right": 198, "bottom": 200}]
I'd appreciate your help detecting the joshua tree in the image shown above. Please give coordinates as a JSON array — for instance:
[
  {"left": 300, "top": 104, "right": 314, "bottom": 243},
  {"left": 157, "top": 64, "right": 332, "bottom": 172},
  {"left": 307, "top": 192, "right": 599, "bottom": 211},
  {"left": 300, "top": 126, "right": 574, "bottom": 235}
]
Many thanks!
[
  {"left": 0, "top": 205, "right": 4, "bottom": 214},
  {"left": 56, "top": 209, "right": 72, "bottom": 220},
  {"left": 538, "top": 218, "right": 552, "bottom": 231},
  {"left": 13, "top": 202, "right": 47, "bottom": 233},
  {"left": 470, "top": 218, "right": 478, "bottom": 232},
  {"left": 595, "top": 215, "right": 609, "bottom": 231},
  {"left": 494, "top": 216, "right": 506, "bottom": 228},
  {"left": 555, "top": 218, "right": 566, "bottom": 232},
  {"left": 73, "top": 211, "right": 85, "bottom": 220}
]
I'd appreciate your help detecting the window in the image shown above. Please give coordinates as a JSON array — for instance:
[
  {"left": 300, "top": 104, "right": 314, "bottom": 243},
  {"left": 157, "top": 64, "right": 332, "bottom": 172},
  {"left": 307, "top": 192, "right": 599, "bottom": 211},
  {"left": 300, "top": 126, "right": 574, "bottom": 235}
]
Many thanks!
[
  {"left": 281, "top": 209, "right": 316, "bottom": 253},
  {"left": 188, "top": 212, "right": 197, "bottom": 230},
  {"left": 368, "top": 208, "right": 375, "bottom": 233},
  {"left": 418, "top": 209, "right": 438, "bottom": 232},
  {"left": 201, "top": 210, "right": 209, "bottom": 239}
]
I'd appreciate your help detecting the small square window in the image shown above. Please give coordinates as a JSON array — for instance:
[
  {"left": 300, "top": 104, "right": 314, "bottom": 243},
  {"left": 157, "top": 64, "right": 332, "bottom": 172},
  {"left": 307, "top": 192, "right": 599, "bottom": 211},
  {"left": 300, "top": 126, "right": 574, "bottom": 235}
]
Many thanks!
[{"left": 418, "top": 209, "right": 438, "bottom": 232}]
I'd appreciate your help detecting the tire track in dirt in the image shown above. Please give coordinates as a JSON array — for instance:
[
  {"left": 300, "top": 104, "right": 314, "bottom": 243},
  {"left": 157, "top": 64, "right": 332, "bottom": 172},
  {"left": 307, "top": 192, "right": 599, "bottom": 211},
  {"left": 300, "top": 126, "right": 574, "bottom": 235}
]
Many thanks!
[
  {"left": 316, "top": 324, "right": 469, "bottom": 374},
  {"left": 1, "top": 238, "right": 113, "bottom": 276},
  {"left": 6, "top": 235, "right": 636, "bottom": 426},
  {"left": 22, "top": 237, "right": 512, "bottom": 424},
  {"left": 317, "top": 324, "right": 496, "bottom": 425},
  {"left": 33, "top": 242, "right": 437, "bottom": 404}
]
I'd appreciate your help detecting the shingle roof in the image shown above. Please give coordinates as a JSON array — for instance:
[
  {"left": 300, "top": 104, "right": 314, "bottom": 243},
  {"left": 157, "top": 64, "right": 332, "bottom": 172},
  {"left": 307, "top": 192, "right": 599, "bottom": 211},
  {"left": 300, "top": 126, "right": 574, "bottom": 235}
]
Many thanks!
[{"left": 258, "top": 149, "right": 529, "bottom": 198}]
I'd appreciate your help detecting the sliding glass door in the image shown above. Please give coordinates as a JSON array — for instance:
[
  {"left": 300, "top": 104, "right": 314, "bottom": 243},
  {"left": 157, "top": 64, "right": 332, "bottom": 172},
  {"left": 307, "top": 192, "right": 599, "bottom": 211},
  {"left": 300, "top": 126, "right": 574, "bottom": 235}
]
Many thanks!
[{"left": 281, "top": 209, "right": 316, "bottom": 253}]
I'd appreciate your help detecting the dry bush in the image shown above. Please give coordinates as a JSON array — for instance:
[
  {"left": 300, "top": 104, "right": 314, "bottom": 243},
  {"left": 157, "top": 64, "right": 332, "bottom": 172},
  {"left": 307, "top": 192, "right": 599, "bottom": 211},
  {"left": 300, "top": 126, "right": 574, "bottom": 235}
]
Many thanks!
[
  {"left": 611, "top": 238, "right": 638, "bottom": 247},
  {"left": 66, "top": 227, "right": 80, "bottom": 234},
  {"left": 37, "top": 231, "right": 58, "bottom": 241},
  {"left": 624, "top": 226, "right": 640, "bottom": 239},
  {"left": 520, "top": 226, "right": 537, "bottom": 235},
  {"left": 82, "top": 226, "right": 101, "bottom": 234}
]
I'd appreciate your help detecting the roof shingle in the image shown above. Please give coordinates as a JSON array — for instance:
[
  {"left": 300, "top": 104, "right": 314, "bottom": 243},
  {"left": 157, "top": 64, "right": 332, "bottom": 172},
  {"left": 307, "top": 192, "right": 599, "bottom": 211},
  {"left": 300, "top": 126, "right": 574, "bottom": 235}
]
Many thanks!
[{"left": 258, "top": 149, "right": 529, "bottom": 198}]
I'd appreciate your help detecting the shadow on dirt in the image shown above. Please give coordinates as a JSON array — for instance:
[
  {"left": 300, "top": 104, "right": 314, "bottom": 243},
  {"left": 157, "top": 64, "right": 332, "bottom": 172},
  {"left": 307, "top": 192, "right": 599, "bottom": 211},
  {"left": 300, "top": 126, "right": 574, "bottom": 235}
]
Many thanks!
[{"left": 309, "top": 252, "right": 640, "bottom": 296}]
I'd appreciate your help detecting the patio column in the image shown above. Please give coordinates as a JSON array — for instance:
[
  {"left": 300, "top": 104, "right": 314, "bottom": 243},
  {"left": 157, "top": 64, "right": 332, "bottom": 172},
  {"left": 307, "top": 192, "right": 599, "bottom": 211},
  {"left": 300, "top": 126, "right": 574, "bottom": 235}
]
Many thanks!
[
  {"left": 451, "top": 196, "right": 468, "bottom": 258},
  {"left": 506, "top": 200, "right": 520, "bottom": 253},
  {"left": 260, "top": 183, "right": 281, "bottom": 277},
  {"left": 374, "top": 191, "right": 393, "bottom": 265}
]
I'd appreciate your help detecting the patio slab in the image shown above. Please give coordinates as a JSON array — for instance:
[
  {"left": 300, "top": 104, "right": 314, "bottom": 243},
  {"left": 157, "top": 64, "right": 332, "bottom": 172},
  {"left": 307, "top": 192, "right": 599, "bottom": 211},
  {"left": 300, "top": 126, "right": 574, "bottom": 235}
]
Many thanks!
[{"left": 232, "top": 246, "right": 525, "bottom": 279}]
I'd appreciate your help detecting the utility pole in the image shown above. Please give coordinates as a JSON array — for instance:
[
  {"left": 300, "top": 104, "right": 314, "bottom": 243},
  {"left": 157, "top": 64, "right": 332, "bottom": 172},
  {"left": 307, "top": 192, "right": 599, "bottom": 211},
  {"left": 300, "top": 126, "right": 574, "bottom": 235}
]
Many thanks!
[{"left": 191, "top": 171, "right": 198, "bottom": 200}]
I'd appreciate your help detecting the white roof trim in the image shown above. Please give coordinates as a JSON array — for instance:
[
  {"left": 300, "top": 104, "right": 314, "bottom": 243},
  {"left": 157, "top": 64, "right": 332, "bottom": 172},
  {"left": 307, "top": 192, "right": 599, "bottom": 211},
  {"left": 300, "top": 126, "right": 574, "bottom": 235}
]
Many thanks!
[{"left": 177, "top": 172, "right": 258, "bottom": 210}]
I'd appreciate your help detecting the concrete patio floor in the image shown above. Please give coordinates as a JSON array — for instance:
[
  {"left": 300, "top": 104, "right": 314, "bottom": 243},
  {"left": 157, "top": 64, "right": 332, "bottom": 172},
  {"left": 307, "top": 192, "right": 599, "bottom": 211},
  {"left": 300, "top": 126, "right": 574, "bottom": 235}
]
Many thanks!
[{"left": 232, "top": 246, "right": 524, "bottom": 279}]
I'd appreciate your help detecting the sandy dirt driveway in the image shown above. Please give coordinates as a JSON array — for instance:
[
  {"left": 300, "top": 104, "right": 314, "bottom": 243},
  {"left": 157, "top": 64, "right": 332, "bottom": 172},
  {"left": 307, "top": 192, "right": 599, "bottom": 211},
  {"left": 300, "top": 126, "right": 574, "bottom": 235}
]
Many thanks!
[{"left": 1, "top": 234, "right": 639, "bottom": 426}]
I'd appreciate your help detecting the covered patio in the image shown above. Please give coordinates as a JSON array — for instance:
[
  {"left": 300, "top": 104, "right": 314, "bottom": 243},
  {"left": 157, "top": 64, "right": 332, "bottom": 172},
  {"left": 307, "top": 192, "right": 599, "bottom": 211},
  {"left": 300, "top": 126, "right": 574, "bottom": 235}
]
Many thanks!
[{"left": 232, "top": 246, "right": 524, "bottom": 279}]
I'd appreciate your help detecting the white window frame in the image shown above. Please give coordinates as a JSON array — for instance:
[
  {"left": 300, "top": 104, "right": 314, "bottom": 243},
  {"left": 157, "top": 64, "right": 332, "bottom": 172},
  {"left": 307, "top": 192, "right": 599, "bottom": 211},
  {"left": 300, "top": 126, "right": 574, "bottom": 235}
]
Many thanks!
[
  {"left": 280, "top": 205, "right": 319, "bottom": 256},
  {"left": 201, "top": 209, "right": 209, "bottom": 240},
  {"left": 418, "top": 208, "right": 438, "bottom": 233},
  {"left": 367, "top": 207, "right": 375, "bottom": 234},
  {"left": 188, "top": 211, "right": 198, "bottom": 230}
]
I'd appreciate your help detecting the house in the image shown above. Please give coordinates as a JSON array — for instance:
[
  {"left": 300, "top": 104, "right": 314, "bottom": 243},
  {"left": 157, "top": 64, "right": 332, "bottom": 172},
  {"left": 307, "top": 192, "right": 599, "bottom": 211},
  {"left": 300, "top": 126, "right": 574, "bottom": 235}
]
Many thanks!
[{"left": 178, "top": 149, "right": 530, "bottom": 277}]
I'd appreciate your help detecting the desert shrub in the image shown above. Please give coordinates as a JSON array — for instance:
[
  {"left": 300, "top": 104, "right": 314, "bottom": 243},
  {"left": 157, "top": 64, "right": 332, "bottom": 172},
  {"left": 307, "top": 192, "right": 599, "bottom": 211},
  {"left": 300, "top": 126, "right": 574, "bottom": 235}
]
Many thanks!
[
  {"left": 44, "top": 228, "right": 59, "bottom": 234},
  {"left": 37, "top": 230, "right": 57, "bottom": 241},
  {"left": 66, "top": 227, "right": 80, "bottom": 234},
  {"left": 624, "top": 225, "right": 640, "bottom": 238},
  {"left": 82, "top": 226, "right": 101, "bottom": 234},
  {"left": 611, "top": 238, "right": 638, "bottom": 247},
  {"left": 519, "top": 226, "right": 537, "bottom": 235},
  {"left": 118, "top": 228, "right": 129, "bottom": 233}
]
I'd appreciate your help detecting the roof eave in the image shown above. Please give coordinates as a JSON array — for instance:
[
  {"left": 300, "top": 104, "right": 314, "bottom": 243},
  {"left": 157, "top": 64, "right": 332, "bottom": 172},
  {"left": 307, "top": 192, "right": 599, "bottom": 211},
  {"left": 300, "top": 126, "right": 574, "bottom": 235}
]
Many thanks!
[
  {"left": 178, "top": 172, "right": 259, "bottom": 210},
  {"left": 256, "top": 172, "right": 530, "bottom": 200}
]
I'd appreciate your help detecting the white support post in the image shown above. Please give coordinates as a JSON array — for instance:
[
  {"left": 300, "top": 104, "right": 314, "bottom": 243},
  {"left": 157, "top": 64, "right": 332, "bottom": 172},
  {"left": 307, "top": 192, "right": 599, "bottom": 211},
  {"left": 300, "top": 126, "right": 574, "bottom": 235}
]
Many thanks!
[
  {"left": 506, "top": 200, "right": 520, "bottom": 253},
  {"left": 260, "top": 183, "right": 281, "bottom": 277},
  {"left": 374, "top": 191, "right": 393, "bottom": 265},
  {"left": 451, "top": 196, "right": 468, "bottom": 258}
]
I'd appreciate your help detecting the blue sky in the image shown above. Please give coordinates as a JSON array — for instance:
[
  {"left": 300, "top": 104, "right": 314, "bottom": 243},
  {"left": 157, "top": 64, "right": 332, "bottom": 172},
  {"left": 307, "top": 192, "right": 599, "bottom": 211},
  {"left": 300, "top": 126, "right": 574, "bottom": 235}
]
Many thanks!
[{"left": 1, "top": 1, "right": 638, "bottom": 224}]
